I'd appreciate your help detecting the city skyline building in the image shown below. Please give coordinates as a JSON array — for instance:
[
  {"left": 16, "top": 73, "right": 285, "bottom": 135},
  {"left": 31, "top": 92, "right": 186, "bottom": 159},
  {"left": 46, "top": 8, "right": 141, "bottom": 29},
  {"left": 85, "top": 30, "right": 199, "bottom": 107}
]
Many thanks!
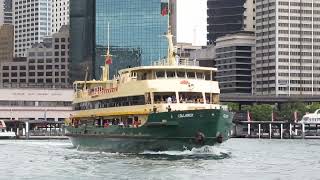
[
  {"left": 0, "top": 0, "right": 13, "bottom": 25},
  {"left": 0, "top": 24, "right": 14, "bottom": 63},
  {"left": 70, "top": 0, "right": 176, "bottom": 82},
  {"left": 215, "top": 31, "right": 254, "bottom": 95},
  {"left": 13, "top": 0, "right": 52, "bottom": 57},
  {"left": 207, "top": 0, "right": 255, "bottom": 44},
  {"left": 254, "top": 0, "right": 320, "bottom": 96},
  {"left": 52, "top": 0, "right": 69, "bottom": 33},
  {"left": 0, "top": 25, "right": 70, "bottom": 88}
]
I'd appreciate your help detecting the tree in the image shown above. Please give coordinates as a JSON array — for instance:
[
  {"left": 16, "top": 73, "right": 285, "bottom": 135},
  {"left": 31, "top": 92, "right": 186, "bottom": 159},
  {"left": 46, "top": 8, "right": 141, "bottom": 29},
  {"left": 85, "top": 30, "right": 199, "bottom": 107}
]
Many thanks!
[
  {"left": 307, "top": 102, "right": 320, "bottom": 113},
  {"left": 224, "top": 102, "right": 239, "bottom": 111},
  {"left": 248, "top": 104, "right": 273, "bottom": 121},
  {"left": 278, "top": 102, "right": 308, "bottom": 122}
]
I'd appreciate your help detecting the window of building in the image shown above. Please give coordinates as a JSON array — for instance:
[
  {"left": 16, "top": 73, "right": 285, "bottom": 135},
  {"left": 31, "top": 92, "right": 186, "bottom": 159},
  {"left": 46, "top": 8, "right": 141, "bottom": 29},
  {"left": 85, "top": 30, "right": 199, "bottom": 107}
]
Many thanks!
[{"left": 2, "top": 66, "right": 9, "bottom": 70}]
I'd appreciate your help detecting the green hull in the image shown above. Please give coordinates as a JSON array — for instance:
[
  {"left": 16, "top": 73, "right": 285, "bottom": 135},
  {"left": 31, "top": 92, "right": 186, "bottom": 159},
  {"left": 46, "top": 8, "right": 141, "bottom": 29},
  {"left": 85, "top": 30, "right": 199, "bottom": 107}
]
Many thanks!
[{"left": 66, "top": 109, "right": 233, "bottom": 153}]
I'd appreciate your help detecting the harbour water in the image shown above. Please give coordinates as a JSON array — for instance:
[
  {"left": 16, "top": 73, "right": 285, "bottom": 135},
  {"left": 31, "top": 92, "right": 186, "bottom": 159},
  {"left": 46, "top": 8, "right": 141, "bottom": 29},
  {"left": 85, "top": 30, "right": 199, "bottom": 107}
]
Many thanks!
[{"left": 0, "top": 139, "right": 319, "bottom": 180}]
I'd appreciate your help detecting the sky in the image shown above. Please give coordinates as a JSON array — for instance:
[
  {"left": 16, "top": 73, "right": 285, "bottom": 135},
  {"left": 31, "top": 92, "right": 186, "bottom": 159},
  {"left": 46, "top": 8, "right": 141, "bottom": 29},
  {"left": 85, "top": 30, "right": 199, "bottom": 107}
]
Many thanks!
[{"left": 176, "top": 0, "right": 207, "bottom": 46}]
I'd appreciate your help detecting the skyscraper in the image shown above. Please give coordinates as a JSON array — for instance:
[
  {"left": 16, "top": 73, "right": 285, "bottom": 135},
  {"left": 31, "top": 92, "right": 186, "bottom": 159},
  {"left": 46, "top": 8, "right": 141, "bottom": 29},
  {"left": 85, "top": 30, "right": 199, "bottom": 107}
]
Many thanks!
[
  {"left": 0, "top": 0, "right": 13, "bottom": 25},
  {"left": 254, "top": 0, "right": 320, "bottom": 96},
  {"left": 70, "top": 0, "right": 175, "bottom": 81},
  {"left": 13, "top": 0, "right": 52, "bottom": 57},
  {"left": 207, "top": 0, "right": 255, "bottom": 44},
  {"left": 52, "top": 0, "right": 69, "bottom": 33}
]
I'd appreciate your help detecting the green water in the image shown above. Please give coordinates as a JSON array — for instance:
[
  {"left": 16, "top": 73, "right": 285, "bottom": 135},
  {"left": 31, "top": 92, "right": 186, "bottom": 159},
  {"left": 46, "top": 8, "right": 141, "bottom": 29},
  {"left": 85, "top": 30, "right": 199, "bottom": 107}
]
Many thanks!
[{"left": 0, "top": 139, "right": 319, "bottom": 180}]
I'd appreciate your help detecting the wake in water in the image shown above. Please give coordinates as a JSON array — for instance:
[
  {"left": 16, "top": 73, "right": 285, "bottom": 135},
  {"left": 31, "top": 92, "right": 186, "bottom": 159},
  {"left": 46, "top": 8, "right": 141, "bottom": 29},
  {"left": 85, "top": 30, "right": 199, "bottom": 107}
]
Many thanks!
[{"left": 138, "top": 145, "right": 231, "bottom": 160}]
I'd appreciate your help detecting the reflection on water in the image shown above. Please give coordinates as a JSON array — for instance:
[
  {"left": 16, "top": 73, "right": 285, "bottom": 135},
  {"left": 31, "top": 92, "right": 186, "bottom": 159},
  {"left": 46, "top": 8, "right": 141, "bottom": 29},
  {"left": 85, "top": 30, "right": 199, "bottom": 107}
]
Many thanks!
[{"left": 0, "top": 139, "right": 320, "bottom": 180}]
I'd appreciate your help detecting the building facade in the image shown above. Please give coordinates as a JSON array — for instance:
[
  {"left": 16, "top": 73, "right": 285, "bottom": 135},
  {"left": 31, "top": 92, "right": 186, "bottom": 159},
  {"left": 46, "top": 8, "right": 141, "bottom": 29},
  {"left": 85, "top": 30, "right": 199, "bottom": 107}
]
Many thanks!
[
  {"left": 0, "top": 24, "right": 14, "bottom": 63},
  {"left": 69, "top": 0, "right": 95, "bottom": 81},
  {"left": 70, "top": 0, "right": 175, "bottom": 81},
  {"left": 0, "top": 0, "right": 13, "bottom": 25},
  {"left": 207, "top": 0, "right": 255, "bottom": 44},
  {"left": 215, "top": 32, "right": 254, "bottom": 94},
  {"left": 13, "top": 0, "right": 52, "bottom": 57},
  {"left": 0, "top": 26, "right": 70, "bottom": 88},
  {"left": 0, "top": 88, "right": 72, "bottom": 121},
  {"left": 254, "top": 0, "right": 320, "bottom": 96},
  {"left": 52, "top": 0, "right": 69, "bottom": 33}
]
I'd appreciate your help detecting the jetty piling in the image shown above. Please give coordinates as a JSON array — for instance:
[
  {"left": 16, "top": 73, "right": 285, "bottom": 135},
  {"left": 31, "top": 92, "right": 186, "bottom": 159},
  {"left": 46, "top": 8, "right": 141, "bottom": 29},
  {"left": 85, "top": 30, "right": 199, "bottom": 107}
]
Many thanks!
[
  {"left": 233, "top": 121, "right": 320, "bottom": 139},
  {"left": 258, "top": 124, "right": 261, "bottom": 139}
]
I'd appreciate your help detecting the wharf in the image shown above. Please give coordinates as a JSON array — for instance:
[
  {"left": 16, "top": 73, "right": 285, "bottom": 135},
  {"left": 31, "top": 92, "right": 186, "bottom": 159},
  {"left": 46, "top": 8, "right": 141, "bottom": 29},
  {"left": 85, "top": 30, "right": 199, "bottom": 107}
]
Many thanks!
[
  {"left": 232, "top": 121, "right": 320, "bottom": 139},
  {"left": 1, "top": 119, "right": 66, "bottom": 140}
]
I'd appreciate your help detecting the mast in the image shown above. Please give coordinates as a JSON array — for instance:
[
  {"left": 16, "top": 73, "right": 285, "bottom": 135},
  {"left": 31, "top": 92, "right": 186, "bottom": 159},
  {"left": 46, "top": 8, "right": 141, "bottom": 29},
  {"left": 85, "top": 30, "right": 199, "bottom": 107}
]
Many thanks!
[
  {"left": 166, "top": 0, "right": 176, "bottom": 66},
  {"left": 102, "top": 22, "right": 112, "bottom": 81}
]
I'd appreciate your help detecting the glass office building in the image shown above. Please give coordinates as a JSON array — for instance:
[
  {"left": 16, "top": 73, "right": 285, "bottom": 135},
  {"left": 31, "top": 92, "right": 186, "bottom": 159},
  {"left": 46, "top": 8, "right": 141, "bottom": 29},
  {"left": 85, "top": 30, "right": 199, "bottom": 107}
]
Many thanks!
[
  {"left": 70, "top": 0, "right": 171, "bottom": 81},
  {"left": 70, "top": 0, "right": 96, "bottom": 81},
  {"left": 95, "top": 0, "right": 169, "bottom": 78}
]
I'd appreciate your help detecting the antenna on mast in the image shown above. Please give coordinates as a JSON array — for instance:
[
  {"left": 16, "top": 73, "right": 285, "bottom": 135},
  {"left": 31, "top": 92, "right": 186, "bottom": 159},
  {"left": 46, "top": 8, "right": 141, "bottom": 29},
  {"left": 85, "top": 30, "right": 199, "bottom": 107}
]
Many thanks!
[
  {"left": 101, "top": 22, "right": 112, "bottom": 81},
  {"left": 165, "top": 0, "right": 176, "bottom": 66}
]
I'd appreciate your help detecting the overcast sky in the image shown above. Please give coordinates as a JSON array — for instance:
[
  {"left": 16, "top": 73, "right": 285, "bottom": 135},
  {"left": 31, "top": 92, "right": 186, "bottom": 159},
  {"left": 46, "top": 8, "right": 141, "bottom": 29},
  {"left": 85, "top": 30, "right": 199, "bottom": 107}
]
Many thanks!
[{"left": 176, "top": 0, "right": 207, "bottom": 46}]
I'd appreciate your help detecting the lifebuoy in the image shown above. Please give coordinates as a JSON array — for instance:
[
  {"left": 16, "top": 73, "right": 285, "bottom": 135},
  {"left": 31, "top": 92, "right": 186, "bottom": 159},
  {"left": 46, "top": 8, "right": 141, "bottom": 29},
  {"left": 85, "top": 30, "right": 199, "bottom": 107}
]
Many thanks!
[
  {"left": 217, "top": 133, "right": 223, "bottom": 143},
  {"left": 195, "top": 131, "right": 205, "bottom": 145}
]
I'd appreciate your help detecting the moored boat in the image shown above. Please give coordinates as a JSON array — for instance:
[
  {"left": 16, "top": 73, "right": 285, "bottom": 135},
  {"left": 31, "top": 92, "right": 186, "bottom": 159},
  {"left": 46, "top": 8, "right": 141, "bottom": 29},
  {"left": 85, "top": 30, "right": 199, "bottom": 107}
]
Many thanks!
[
  {"left": 0, "top": 120, "right": 16, "bottom": 139},
  {"left": 300, "top": 109, "right": 320, "bottom": 124},
  {"left": 65, "top": 23, "right": 233, "bottom": 152}
]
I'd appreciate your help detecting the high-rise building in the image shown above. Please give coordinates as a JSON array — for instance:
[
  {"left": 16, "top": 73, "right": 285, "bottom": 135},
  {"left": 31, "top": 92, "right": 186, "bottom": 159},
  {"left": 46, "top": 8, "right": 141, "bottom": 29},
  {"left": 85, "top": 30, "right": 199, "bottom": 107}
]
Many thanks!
[
  {"left": 0, "top": 24, "right": 14, "bottom": 63},
  {"left": 215, "top": 32, "right": 254, "bottom": 95},
  {"left": 207, "top": 0, "right": 255, "bottom": 44},
  {"left": 0, "top": 0, "right": 13, "bottom": 25},
  {"left": 0, "top": 26, "right": 70, "bottom": 88},
  {"left": 52, "top": 0, "right": 69, "bottom": 33},
  {"left": 13, "top": 0, "right": 52, "bottom": 57},
  {"left": 254, "top": 0, "right": 320, "bottom": 96},
  {"left": 70, "top": 0, "right": 175, "bottom": 81}
]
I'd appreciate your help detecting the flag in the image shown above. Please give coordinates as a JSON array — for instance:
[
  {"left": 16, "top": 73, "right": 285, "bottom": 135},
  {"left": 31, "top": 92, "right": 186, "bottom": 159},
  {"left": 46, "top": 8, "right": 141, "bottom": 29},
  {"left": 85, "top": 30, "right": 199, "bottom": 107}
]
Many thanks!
[
  {"left": 294, "top": 111, "right": 298, "bottom": 123},
  {"left": 105, "top": 56, "right": 112, "bottom": 65},
  {"left": 105, "top": 48, "right": 112, "bottom": 64},
  {"left": 161, "top": 2, "right": 169, "bottom": 16},
  {"left": 247, "top": 111, "right": 251, "bottom": 122}
]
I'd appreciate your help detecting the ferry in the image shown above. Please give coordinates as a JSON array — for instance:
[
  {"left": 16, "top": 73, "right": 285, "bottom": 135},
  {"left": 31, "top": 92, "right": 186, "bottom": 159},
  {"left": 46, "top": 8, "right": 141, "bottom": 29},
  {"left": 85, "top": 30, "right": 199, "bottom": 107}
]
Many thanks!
[
  {"left": 0, "top": 120, "right": 16, "bottom": 139},
  {"left": 300, "top": 109, "right": 320, "bottom": 124},
  {"left": 65, "top": 26, "right": 233, "bottom": 152}
]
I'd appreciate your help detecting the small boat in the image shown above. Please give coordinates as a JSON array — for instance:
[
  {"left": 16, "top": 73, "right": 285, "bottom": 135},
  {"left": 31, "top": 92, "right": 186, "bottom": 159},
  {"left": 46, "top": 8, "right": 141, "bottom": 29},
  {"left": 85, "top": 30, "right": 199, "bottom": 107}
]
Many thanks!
[
  {"left": 0, "top": 120, "right": 16, "bottom": 139},
  {"left": 300, "top": 109, "right": 320, "bottom": 124},
  {"left": 65, "top": 23, "right": 233, "bottom": 152}
]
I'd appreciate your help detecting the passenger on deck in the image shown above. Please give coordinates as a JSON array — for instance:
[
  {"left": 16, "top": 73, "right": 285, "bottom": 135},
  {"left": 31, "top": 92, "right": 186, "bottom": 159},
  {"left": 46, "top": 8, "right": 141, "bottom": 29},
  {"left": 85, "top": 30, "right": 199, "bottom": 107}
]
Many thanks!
[
  {"left": 119, "top": 121, "right": 124, "bottom": 127},
  {"left": 166, "top": 105, "right": 172, "bottom": 112},
  {"left": 104, "top": 121, "right": 109, "bottom": 128},
  {"left": 167, "top": 96, "right": 172, "bottom": 104},
  {"left": 153, "top": 106, "right": 157, "bottom": 113},
  {"left": 134, "top": 120, "right": 139, "bottom": 128}
]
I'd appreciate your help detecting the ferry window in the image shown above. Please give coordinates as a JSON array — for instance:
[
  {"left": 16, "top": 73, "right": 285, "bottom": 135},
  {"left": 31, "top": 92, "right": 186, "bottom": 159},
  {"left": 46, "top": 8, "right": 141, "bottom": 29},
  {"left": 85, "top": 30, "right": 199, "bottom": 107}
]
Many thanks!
[
  {"left": 187, "top": 71, "right": 196, "bottom": 78},
  {"left": 204, "top": 72, "right": 211, "bottom": 80},
  {"left": 154, "top": 92, "right": 176, "bottom": 103},
  {"left": 205, "top": 93, "right": 211, "bottom": 104},
  {"left": 166, "top": 71, "right": 176, "bottom": 78},
  {"left": 137, "top": 72, "right": 147, "bottom": 80},
  {"left": 212, "top": 72, "right": 216, "bottom": 81},
  {"left": 196, "top": 72, "right": 204, "bottom": 79},
  {"left": 179, "top": 92, "right": 203, "bottom": 103},
  {"left": 177, "top": 71, "right": 185, "bottom": 78},
  {"left": 155, "top": 71, "right": 165, "bottom": 78}
]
